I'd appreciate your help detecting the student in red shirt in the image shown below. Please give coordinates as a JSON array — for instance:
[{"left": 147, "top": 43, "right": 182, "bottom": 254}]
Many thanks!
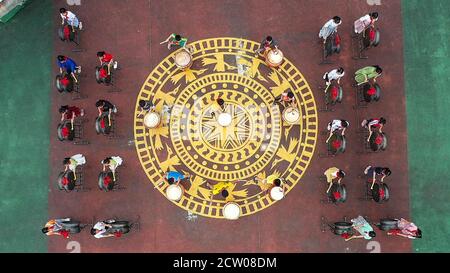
[
  {"left": 59, "top": 105, "right": 84, "bottom": 129},
  {"left": 97, "top": 51, "right": 116, "bottom": 75}
]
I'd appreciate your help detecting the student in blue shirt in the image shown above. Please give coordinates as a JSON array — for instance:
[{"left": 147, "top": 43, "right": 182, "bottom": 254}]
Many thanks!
[
  {"left": 155, "top": 171, "right": 190, "bottom": 187},
  {"left": 57, "top": 55, "right": 81, "bottom": 83}
]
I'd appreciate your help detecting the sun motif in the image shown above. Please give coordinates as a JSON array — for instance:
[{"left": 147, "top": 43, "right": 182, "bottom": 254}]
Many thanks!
[{"left": 134, "top": 38, "right": 318, "bottom": 218}]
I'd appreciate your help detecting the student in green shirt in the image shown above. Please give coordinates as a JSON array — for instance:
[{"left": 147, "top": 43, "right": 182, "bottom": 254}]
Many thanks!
[
  {"left": 160, "top": 33, "right": 188, "bottom": 49},
  {"left": 355, "top": 65, "right": 382, "bottom": 85}
]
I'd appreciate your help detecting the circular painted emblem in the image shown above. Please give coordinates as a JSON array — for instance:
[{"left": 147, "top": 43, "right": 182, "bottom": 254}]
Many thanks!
[{"left": 134, "top": 38, "right": 317, "bottom": 218}]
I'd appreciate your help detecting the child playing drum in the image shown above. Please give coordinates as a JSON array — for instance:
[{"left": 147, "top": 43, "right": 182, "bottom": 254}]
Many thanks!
[
  {"left": 274, "top": 91, "right": 296, "bottom": 107},
  {"left": 160, "top": 33, "right": 189, "bottom": 50},
  {"left": 319, "top": 16, "right": 342, "bottom": 44},
  {"left": 255, "top": 36, "right": 279, "bottom": 54}
]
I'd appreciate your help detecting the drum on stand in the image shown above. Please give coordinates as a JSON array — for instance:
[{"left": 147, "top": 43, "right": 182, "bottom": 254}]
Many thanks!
[
  {"left": 369, "top": 131, "right": 388, "bottom": 151},
  {"left": 282, "top": 107, "right": 300, "bottom": 125},
  {"left": 270, "top": 186, "right": 284, "bottom": 201},
  {"left": 328, "top": 183, "right": 347, "bottom": 203},
  {"left": 143, "top": 112, "right": 161, "bottom": 129},
  {"left": 166, "top": 184, "right": 184, "bottom": 202},
  {"left": 174, "top": 50, "right": 193, "bottom": 70},
  {"left": 55, "top": 74, "right": 74, "bottom": 93},
  {"left": 57, "top": 171, "right": 76, "bottom": 191},
  {"left": 57, "top": 121, "right": 75, "bottom": 141},
  {"left": 98, "top": 171, "right": 115, "bottom": 191},
  {"left": 95, "top": 65, "right": 112, "bottom": 85},
  {"left": 264, "top": 48, "right": 284, "bottom": 68},
  {"left": 223, "top": 202, "right": 241, "bottom": 220},
  {"left": 371, "top": 183, "right": 390, "bottom": 203},
  {"left": 95, "top": 113, "right": 112, "bottom": 135}
]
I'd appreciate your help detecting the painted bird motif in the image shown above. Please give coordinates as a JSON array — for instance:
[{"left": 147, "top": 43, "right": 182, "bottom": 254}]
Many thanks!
[
  {"left": 202, "top": 54, "right": 236, "bottom": 72},
  {"left": 271, "top": 137, "right": 299, "bottom": 169},
  {"left": 171, "top": 68, "right": 207, "bottom": 84},
  {"left": 159, "top": 146, "right": 180, "bottom": 171},
  {"left": 185, "top": 175, "right": 210, "bottom": 199},
  {"left": 236, "top": 56, "right": 267, "bottom": 82},
  {"left": 268, "top": 71, "right": 291, "bottom": 98}
]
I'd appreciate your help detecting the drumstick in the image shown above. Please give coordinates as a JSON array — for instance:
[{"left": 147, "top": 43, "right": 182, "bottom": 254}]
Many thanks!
[
  {"left": 73, "top": 170, "right": 77, "bottom": 180},
  {"left": 370, "top": 179, "right": 376, "bottom": 190},
  {"left": 324, "top": 83, "right": 331, "bottom": 93},
  {"left": 112, "top": 170, "right": 116, "bottom": 182},
  {"left": 325, "top": 132, "right": 333, "bottom": 143},
  {"left": 108, "top": 114, "right": 111, "bottom": 126},
  {"left": 326, "top": 182, "right": 333, "bottom": 193}
]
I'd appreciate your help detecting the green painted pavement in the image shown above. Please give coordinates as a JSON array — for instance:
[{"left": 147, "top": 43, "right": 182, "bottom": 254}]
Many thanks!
[
  {"left": 0, "top": 0, "right": 52, "bottom": 252},
  {"left": 403, "top": 0, "right": 450, "bottom": 253}
]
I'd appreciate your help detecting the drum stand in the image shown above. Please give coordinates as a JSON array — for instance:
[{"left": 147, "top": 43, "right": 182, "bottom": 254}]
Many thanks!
[
  {"left": 359, "top": 175, "right": 389, "bottom": 204},
  {"left": 319, "top": 37, "right": 334, "bottom": 65},
  {"left": 353, "top": 84, "right": 369, "bottom": 109},
  {"left": 106, "top": 65, "right": 122, "bottom": 93},
  {"left": 351, "top": 31, "right": 368, "bottom": 60},
  {"left": 320, "top": 216, "right": 350, "bottom": 233},
  {"left": 72, "top": 73, "right": 87, "bottom": 100},
  {"left": 73, "top": 165, "right": 90, "bottom": 192},
  {"left": 107, "top": 116, "right": 122, "bottom": 140},
  {"left": 318, "top": 85, "right": 336, "bottom": 112},
  {"left": 110, "top": 170, "right": 126, "bottom": 191},
  {"left": 71, "top": 28, "right": 84, "bottom": 53},
  {"left": 318, "top": 176, "right": 339, "bottom": 206},
  {"left": 73, "top": 119, "right": 89, "bottom": 145},
  {"left": 128, "top": 215, "right": 141, "bottom": 232}
]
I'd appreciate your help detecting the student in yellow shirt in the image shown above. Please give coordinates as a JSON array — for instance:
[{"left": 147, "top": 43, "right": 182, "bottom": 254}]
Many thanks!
[
  {"left": 323, "top": 167, "right": 346, "bottom": 193},
  {"left": 206, "top": 181, "right": 236, "bottom": 202}
]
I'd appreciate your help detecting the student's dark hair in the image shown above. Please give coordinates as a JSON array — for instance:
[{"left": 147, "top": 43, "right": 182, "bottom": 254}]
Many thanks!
[
  {"left": 384, "top": 168, "right": 392, "bottom": 176},
  {"left": 416, "top": 229, "right": 422, "bottom": 238},
  {"left": 95, "top": 100, "right": 104, "bottom": 108},
  {"left": 217, "top": 98, "right": 224, "bottom": 106},
  {"left": 287, "top": 91, "right": 294, "bottom": 98},
  {"left": 333, "top": 16, "right": 341, "bottom": 24},
  {"left": 338, "top": 170, "right": 346, "bottom": 178},
  {"left": 368, "top": 231, "right": 376, "bottom": 238},
  {"left": 175, "top": 34, "right": 181, "bottom": 41},
  {"left": 63, "top": 158, "right": 71, "bottom": 165},
  {"left": 168, "top": 177, "right": 175, "bottom": 184},
  {"left": 371, "top": 12, "right": 379, "bottom": 19},
  {"left": 60, "top": 8, "right": 66, "bottom": 13},
  {"left": 374, "top": 65, "right": 382, "bottom": 74},
  {"left": 221, "top": 190, "right": 229, "bottom": 198},
  {"left": 341, "top": 120, "right": 349, "bottom": 127},
  {"left": 97, "top": 51, "right": 105, "bottom": 57},
  {"left": 338, "top": 67, "right": 344, "bottom": 73},
  {"left": 266, "top": 36, "right": 273, "bottom": 42},
  {"left": 57, "top": 55, "right": 65, "bottom": 61},
  {"left": 379, "top": 117, "right": 386, "bottom": 124},
  {"left": 139, "top": 100, "right": 146, "bottom": 108},
  {"left": 42, "top": 227, "right": 49, "bottom": 234},
  {"left": 90, "top": 228, "right": 97, "bottom": 235},
  {"left": 59, "top": 105, "right": 69, "bottom": 113},
  {"left": 274, "top": 178, "right": 282, "bottom": 187},
  {"left": 103, "top": 157, "right": 111, "bottom": 164}
]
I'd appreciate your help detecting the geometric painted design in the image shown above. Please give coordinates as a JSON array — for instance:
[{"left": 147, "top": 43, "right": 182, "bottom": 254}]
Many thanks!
[{"left": 134, "top": 38, "right": 318, "bottom": 218}]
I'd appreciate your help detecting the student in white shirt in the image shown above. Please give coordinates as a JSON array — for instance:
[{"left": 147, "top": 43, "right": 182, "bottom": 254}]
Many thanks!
[
  {"left": 354, "top": 12, "right": 378, "bottom": 34},
  {"left": 91, "top": 221, "right": 115, "bottom": 239},
  {"left": 60, "top": 8, "right": 82, "bottom": 30},
  {"left": 323, "top": 67, "right": 345, "bottom": 87},
  {"left": 319, "top": 16, "right": 342, "bottom": 44},
  {"left": 326, "top": 119, "right": 349, "bottom": 143}
]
